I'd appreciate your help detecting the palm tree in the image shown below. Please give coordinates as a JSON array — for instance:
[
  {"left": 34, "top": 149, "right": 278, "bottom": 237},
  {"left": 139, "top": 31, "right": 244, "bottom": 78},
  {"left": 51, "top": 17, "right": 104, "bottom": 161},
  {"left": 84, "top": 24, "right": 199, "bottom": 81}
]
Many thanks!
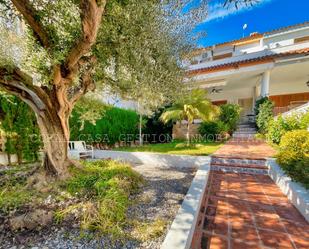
[{"left": 160, "top": 89, "right": 219, "bottom": 143}]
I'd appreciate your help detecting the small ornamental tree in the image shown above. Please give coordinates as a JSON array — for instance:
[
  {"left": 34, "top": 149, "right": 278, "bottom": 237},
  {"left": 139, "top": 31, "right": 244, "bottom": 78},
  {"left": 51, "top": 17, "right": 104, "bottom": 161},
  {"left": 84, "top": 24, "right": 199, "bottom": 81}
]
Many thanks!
[
  {"left": 160, "top": 89, "right": 219, "bottom": 143},
  {"left": 256, "top": 98, "right": 274, "bottom": 134}
]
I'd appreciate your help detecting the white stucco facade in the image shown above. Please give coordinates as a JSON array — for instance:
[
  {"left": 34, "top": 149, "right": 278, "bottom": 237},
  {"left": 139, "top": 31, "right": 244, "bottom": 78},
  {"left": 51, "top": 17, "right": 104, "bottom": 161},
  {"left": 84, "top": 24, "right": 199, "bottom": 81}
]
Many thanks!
[{"left": 186, "top": 22, "right": 309, "bottom": 118}]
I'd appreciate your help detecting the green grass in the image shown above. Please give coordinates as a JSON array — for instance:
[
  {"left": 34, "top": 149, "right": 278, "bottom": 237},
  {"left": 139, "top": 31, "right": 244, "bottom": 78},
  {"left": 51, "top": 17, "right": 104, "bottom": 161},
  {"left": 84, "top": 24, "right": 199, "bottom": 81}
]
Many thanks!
[
  {"left": 1, "top": 160, "right": 145, "bottom": 239},
  {"left": 114, "top": 141, "right": 222, "bottom": 156},
  {"left": 0, "top": 166, "right": 46, "bottom": 214},
  {"left": 57, "top": 160, "right": 144, "bottom": 238}
]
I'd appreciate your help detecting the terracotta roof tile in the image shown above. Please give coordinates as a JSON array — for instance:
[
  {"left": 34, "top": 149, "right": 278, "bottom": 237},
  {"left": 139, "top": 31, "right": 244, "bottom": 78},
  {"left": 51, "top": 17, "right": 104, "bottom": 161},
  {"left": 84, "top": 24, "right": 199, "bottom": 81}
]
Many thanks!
[
  {"left": 264, "top": 21, "right": 309, "bottom": 36},
  {"left": 187, "top": 48, "right": 309, "bottom": 75},
  {"left": 192, "top": 21, "right": 309, "bottom": 55}
]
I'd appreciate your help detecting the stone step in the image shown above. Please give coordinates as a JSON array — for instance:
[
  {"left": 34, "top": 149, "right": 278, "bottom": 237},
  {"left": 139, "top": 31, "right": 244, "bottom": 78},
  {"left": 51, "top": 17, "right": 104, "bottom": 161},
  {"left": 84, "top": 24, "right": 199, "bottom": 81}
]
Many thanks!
[
  {"left": 211, "top": 156, "right": 266, "bottom": 166},
  {"left": 211, "top": 162, "right": 268, "bottom": 170},
  {"left": 236, "top": 128, "right": 257, "bottom": 132},
  {"left": 237, "top": 123, "right": 255, "bottom": 128},
  {"left": 232, "top": 133, "right": 256, "bottom": 138},
  {"left": 227, "top": 140, "right": 265, "bottom": 145},
  {"left": 211, "top": 165, "right": 268, "bottom": 175},
  {"left": 233, "top": 131, "right": 257, "bottom": 135},
  {"left": 210, "top": 156, "right": 268, "bottom": 175}
]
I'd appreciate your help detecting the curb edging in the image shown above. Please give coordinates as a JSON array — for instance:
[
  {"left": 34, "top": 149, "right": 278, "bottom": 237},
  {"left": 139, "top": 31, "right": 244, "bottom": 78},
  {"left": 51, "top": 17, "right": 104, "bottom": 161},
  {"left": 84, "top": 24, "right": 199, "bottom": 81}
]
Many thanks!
[
  {"left": 267, "top": 158, "right": 309, "bottom": 222},
  {"left": 161, "top": 158, "right": 211, "bottom": 249}
]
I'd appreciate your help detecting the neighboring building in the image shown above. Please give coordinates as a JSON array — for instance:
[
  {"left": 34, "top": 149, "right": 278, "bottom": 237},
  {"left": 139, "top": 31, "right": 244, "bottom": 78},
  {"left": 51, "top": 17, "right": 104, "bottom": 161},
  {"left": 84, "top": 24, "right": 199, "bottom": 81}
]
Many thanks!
[{"left": 185, "top": 21, "right": 309, "bottom": 122}]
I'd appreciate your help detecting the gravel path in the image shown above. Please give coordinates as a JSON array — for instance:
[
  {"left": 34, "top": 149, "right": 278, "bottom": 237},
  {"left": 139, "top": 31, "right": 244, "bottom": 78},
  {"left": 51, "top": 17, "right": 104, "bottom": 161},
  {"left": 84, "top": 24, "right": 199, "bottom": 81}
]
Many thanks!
[{"left": 2, "top": 164, "right": 196, "bottom": 249}]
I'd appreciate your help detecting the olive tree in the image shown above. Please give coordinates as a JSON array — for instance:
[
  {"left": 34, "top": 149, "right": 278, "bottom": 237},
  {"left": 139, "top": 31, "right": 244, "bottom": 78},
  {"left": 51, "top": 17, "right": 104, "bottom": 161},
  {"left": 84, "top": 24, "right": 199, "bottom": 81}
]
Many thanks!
[
  {"left": 0, "top": 0, "right": 189, "bottom": 178},
  {"left": 0, "top": 0, "right": 253, "bottom": 178}
]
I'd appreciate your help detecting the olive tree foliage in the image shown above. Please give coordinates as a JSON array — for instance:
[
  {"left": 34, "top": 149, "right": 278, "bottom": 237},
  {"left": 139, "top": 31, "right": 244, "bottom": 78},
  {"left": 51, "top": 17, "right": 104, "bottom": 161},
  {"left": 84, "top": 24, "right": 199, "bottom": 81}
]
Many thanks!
[{"left": 0, "top": 0, "right": 254, "bottom": 178}]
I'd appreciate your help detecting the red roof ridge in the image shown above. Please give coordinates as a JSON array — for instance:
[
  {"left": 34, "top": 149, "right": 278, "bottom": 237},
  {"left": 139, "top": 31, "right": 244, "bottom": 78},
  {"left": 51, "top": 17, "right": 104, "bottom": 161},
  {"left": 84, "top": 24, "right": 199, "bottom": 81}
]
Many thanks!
[
  {"left": 193, "top": 21, "right": 309, "bottom": 54},
  {"left": 187, "top": 48, "right": 309, "bottom": 75},
  {"left": 264, "top": 21, "right": 309, "bottom": 36}
]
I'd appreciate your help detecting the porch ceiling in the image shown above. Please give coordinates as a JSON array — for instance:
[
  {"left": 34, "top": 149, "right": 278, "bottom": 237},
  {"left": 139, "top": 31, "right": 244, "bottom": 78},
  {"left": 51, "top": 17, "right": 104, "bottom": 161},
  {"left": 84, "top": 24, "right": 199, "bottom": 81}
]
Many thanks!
[{"left": 195, "top": 58, "right": 309, "bottom": 92}]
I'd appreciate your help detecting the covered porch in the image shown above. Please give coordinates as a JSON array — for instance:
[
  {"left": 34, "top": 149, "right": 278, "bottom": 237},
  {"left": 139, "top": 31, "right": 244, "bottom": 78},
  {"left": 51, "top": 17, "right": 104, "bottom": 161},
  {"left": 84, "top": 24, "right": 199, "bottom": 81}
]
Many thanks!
[{"left": 191, "top": 56, "right": 309, "bottom": 121}]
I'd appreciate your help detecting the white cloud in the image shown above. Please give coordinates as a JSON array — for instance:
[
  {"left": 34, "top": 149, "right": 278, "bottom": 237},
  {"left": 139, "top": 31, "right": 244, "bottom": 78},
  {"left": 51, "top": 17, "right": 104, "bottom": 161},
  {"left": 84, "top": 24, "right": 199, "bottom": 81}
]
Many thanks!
[{"left": 205, "top": 0, "right": 273, "bottom": 22}]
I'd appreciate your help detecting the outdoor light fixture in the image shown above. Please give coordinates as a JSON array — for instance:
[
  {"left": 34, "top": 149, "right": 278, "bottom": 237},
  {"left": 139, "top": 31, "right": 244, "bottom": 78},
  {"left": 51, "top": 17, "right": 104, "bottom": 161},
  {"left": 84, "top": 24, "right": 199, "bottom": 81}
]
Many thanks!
[{"left": 306, "top": 79, "right": 309, "bottom": 88}]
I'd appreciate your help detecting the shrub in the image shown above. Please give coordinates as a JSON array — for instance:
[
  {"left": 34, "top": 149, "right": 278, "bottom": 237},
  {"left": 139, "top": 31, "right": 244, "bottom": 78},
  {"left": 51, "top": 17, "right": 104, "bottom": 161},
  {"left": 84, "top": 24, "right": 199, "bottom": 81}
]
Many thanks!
[
  {"left": 267, "top": 113, "right": 308, "bottom": 144},
  {"left": 143, "top": 105, "right": 173, "bottom": 143},
  {"left": 0, "top": 93, "right": 41, "bottom": 163},
  {"left": 300, "top": 111, "right": 309, "bottom": 129},
  {"left": 198, "top": 121, "right": 228, "bottom": 140},
  {"left": 59, "top": 160, "right": 144, "bottom": 237},
  {"left": 254, "top": 96, "right": 269, "bottom": 115},
  {"left": 70, "top": 105, "right": 139, "bottom": 145},
  {"left": 219, "top": 104, "right": 241, "bottom": 132},
  {"left": 279, "top": 130, "right": 309, "bottom": 156},
  {"left": 276, "top": 130, "right": 309, "bottom": 188},
  {"left": 256, "top": 98, "right": 274, "bottom": 134},
  {"left": 267, "top": 116, "right": 289, "bottom": 144}
]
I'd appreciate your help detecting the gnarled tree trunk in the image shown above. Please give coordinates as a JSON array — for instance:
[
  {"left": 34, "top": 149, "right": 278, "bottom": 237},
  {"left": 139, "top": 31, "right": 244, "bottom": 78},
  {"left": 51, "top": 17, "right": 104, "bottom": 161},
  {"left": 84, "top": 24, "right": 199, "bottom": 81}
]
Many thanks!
[
  {"left": 1, "top": 0, "right": 105, "bottom": 179},
  {"left": 0, "top": 67, "right": 73, "bottom": 178},
  {"left": 36, "top": 108, "right": 71, "bottom": 179}
]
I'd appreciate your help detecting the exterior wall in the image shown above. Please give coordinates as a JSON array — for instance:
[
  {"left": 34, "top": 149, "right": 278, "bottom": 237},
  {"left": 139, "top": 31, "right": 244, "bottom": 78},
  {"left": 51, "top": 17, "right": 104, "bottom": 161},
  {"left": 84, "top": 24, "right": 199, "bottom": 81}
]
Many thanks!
[
  {"left": 186, "top": 24, "right": 309, "bottom": 72},
  {"left": 269, "top": 79, "right": 309, "bottom": 96},
  {"left": 94, "top": 150, "right": 210, "bottom": 169},
  {"left": 172, "top": 123, "right": 200, "bottom": 140},
  {"left": 207, "top": 87, "right": 254, "bottom": 104},
  {"left": 234, "top": 41, "right": 261, "bottom": 55},
  {"left": 270, "top": 92, "right": 309, "bottom": 107},
  {"left": 212, "top": 100, "right": 227, "bottom": 106},
  {"left": 264, "top": 28, "right": 309, "bottom": 49}
]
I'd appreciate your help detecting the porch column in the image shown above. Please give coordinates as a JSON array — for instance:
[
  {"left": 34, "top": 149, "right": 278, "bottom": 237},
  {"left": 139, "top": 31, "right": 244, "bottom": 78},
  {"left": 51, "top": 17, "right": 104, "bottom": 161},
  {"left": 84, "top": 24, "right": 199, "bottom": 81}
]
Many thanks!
[{"left": 260, "top": 70, "right": 271, "bottom": 97}]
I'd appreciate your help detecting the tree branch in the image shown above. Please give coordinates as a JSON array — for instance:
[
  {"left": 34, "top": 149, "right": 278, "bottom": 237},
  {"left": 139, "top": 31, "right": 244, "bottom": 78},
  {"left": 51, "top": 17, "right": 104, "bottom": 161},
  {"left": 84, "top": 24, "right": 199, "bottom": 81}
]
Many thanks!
[
  {"left": 70, "top": 69, "right": 96, "bottom": 105},
  {"left": 11, "top": 0, "right": 51, "bottom": 48},
  {"left": 0, "top": 66, "right": 51, "bottom": 111},
  {"left": 64, "top": 0, "right": 105, "bottom": 73}
]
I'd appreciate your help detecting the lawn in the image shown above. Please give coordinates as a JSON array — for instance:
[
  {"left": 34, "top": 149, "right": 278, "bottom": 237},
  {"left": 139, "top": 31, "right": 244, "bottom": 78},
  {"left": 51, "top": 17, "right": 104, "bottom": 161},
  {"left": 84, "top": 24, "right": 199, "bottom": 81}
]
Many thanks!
[{"left": 114, "top": 141, "right": 223, "bottom": 156}]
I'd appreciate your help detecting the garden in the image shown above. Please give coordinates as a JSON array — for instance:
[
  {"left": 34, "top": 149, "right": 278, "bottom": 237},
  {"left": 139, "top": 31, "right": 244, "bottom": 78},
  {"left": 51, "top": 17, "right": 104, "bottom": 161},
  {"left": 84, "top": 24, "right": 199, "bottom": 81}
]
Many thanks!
[
  {"left": 0, "top": 0, "right": 308, "bottom": 248},
  {"left": 0, "top": 76, "right": 243, "bottom": 248},
  {"left": 255, "top": 97, "right": 309, "bottom": 188},
  {"left": 0, "top": 0, "right": 244, "bottom": 246}
]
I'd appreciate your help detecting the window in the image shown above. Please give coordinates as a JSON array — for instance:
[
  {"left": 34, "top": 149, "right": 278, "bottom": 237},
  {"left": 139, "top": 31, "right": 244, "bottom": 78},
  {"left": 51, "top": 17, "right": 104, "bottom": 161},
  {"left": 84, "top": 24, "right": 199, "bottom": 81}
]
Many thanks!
[
  {"left": 294, "top": 36, "right": 309, "bottom": 44},
  {"left": 200, "top": 53, "right": 210, "bottom": 62},
  {"left": 213, "top": 52, "right": 233, "bottom": 60}
]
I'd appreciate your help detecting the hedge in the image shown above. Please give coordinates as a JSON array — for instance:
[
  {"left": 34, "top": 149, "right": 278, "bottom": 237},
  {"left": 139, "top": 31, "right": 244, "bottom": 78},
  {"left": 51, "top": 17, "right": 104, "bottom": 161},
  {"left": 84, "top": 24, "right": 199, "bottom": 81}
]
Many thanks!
[
  {"left": 276, "top": 130, "right": 309, "bottom": 189},
  {"left": 256, "top": 98, "right": 274, "bottom": 134},
  {"left": 0, "top": 93, "right": 41, "bottom": 163},
  {"left": 70, "top": 106, "right": 139, "bottom": 146},
  {"left": 267, "top": 112, "right": 309, "bottom": 144}
]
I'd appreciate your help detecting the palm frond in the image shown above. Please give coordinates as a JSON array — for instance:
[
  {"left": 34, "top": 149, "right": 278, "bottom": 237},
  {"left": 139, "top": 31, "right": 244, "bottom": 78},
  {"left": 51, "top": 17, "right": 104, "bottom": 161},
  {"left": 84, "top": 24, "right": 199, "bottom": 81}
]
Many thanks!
[{"left": 160, "top": 108, "right": 184, "bottom": 123}]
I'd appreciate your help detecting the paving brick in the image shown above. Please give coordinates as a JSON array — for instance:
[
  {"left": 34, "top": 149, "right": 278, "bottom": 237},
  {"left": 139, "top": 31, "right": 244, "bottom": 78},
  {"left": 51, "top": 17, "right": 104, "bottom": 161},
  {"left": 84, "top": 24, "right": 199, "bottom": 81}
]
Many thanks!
[{"left": 190, "top": 170, "right": 309, "bottom": 249}]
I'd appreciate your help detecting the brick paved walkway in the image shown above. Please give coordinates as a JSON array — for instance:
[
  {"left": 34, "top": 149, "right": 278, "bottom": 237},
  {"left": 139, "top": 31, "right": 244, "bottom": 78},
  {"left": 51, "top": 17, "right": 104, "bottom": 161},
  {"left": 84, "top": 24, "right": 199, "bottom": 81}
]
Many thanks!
[
  {"left": 213, "top": 138, "right": 276, "bottom": 159},
  {"left": 191, "top": 171, "right": 309, "bottom": 249}
]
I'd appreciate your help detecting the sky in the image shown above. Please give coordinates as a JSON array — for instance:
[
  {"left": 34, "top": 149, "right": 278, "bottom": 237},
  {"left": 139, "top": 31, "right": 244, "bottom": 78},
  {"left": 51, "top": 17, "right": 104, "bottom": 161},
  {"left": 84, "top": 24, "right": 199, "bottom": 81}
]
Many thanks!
[{"left": 196, "top": 0, "right": 309, "bottom": 47}]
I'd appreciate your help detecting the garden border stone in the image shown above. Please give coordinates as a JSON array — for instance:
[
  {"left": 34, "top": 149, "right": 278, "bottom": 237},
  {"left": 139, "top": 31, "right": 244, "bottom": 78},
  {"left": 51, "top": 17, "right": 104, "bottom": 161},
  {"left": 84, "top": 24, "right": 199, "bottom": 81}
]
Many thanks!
[
  {"left": 94, "top": 150, "right": 210, "bottom": 168},
  {"left": 267, "top": 158, "right": 309, "bottom": 222},
  {"left": 161, "top": 157, "right": 211, "bottom": 249},
  {"left": 94, "top": 150, "right": 211, "bottom": 249}
]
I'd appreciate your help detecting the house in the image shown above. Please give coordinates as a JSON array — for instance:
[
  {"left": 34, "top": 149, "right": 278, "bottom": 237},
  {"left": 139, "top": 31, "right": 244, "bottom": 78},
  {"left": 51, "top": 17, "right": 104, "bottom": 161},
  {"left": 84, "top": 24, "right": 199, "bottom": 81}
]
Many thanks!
[{"left": 185, "top": 21, "right": 309, "bottom": 122}]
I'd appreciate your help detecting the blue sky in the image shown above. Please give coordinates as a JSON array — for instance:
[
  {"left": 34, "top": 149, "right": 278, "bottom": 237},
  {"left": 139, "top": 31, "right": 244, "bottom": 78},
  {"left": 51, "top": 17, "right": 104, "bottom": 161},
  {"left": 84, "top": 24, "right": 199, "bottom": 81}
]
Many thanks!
[{"left": 197, "top": 0, "right": 309, "bottom": 47}]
